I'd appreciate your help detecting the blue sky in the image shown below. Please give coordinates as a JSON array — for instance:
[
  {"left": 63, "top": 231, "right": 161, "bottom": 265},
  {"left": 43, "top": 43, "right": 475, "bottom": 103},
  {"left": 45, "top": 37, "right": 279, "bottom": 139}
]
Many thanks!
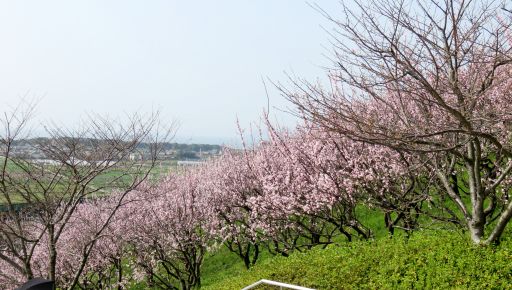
[{"left": 0, "top": 1, "right": 340, "bottom": 144}]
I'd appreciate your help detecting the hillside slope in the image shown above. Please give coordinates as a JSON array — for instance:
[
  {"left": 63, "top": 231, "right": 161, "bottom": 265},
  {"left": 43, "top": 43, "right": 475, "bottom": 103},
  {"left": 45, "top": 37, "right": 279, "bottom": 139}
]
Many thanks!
[{"left": 203, "top": 231, "right": 512, "bottom": 289}]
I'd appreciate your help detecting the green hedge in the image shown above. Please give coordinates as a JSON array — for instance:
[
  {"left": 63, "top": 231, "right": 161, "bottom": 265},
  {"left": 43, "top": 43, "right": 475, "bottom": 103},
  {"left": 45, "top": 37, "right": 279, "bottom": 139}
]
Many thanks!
[{"left": 203, "top": 231, "right": 512, "bottom": 289}]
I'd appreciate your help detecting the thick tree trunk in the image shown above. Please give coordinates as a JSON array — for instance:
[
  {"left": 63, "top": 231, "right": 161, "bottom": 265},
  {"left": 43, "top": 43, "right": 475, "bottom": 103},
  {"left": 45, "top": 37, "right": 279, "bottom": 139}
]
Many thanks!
[
  {"left": 468, "top": 220, "right": 484, "bottom": 244},
  {"left": 116, "top": 258, "right": 123, "bottom": 290},
  {"left": 48, "top": 225, "right": 57, "bottom": 284},
  {"left": 467, "top": 141, "right": 486, "bottom": 244}
]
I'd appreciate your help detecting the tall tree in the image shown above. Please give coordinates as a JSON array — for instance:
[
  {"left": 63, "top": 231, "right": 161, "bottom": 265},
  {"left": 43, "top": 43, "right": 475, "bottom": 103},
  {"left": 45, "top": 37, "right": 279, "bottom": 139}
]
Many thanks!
[{"left": 282, "top": 0, "right": 512, "bottom": 244}]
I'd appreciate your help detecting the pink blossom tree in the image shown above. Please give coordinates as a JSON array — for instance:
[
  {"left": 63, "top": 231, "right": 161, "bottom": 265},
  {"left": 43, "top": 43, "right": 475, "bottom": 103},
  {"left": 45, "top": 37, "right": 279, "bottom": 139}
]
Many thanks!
[
  {"left": 126, "top": 171, "right": 212, "bottom": 290},
  {"left": 281, "top": 0, "right": 512, "bottom": 244},
  {"left": 202, "top": 148, "right": 265, "bottom": 268},
  {"left": 254, "top": 120, "right": 424, "bottom": 242},
  {"left": 250, "top": 126, "right": 355, "bottom": 251},
  {"left": 51, "top": 193, "right": 136, "bottom": 289}
]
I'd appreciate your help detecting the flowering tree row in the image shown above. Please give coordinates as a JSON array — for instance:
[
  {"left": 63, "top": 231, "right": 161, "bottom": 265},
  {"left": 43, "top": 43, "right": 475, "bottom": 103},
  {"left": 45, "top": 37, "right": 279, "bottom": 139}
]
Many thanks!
[{"left": 1, "top": 118, "right": 421, "bottom": 289}]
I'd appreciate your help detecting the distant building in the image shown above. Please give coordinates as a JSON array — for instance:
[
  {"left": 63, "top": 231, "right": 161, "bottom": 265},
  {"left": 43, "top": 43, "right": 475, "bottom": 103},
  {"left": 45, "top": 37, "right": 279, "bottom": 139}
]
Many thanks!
[{"left": 129, "top": 153, "right": 143, "bottom": 161}]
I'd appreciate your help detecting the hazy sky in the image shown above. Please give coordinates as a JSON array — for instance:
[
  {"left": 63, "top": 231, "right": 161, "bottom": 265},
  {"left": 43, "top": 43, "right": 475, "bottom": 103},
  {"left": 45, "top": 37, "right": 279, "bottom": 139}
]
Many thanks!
[{"left": 0, "top": 1, "right": 340, "bottom": 144}]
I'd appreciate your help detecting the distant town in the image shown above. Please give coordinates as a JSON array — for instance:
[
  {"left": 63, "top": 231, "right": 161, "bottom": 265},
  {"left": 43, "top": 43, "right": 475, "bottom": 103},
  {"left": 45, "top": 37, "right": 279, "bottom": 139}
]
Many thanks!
[{"left": 8, "top": 138, "right": 222, "bottom": 162}]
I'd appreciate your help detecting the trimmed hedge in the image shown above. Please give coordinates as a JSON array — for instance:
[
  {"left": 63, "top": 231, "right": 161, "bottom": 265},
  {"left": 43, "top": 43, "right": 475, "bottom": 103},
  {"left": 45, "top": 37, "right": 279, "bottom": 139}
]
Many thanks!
[{"left": 203, "top": 231, "right": 512, "bottom": 289}]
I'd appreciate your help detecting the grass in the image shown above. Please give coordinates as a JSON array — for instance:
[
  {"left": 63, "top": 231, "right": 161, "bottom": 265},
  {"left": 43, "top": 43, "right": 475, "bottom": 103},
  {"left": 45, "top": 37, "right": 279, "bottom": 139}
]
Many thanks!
[
  {"left": 199, "top": 205, "right": 512, "bottom": 289},
  {"left": 201, "top": 244, "right": 276, "bottom": 288},
  {"left": 203, "top": 230, "right": 512, "bottom": 289}
]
